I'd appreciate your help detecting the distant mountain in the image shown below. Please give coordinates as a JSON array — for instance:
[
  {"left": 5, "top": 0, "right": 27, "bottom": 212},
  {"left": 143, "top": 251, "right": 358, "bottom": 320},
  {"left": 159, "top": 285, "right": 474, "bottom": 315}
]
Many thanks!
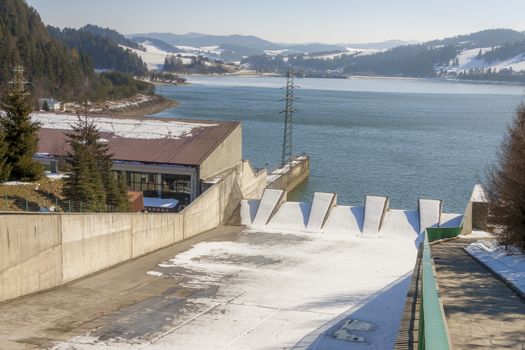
[
  {"left": 127, "top": 32, "right": 428, "bottom": 63},
  {"left": 242, "top": 28, "right": 525, "bottom": 82},
  {"left": 127, "top": 32, "right": 279, "bottom": 51},
  {"left": 339, "top": 40, "right": 420, "bottom": 50}
]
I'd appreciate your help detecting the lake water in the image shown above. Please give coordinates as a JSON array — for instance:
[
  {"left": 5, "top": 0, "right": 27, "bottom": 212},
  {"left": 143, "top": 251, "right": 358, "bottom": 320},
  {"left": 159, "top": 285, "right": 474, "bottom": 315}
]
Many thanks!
[{"left": 153, "top": 76, "right": 525, "bottom": 213}]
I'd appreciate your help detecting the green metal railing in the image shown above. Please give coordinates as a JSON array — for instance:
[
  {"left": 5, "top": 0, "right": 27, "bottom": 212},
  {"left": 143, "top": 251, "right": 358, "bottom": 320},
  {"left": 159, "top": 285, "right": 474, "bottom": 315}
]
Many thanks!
[
  {"left": 418, "top": 229, "right": 455, "bottom": 350},
  {"left": 426, "top": 227, "right": 463, "bottom": 242}
]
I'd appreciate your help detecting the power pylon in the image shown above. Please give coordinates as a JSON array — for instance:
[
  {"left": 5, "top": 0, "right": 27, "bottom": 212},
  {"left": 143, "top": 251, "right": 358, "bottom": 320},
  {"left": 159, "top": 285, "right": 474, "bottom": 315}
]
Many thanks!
[
  {"left": 8, "top": 65, "right": 29, "bottom": 94},
  {"left": 281, "top": 69, "right": 296, "bottom": 167}
]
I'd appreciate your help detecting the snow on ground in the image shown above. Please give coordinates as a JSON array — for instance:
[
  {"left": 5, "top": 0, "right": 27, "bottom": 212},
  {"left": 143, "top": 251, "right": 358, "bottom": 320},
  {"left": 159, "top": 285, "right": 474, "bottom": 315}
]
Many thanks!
[
  {"left": 459, "top": 229, "right": 493, "bottom": 239},
  {"left": 1, "top": 181, "right": 33, "bottom": 186},
  {"left": 51, "top": 229, "right": 419, "bottom": 350},
  {"left": 120, "top": 45, "right": 167, "bottom": 71},
  {"left": 465, "top": 238, "right": 525, "bottom": 295},
  {"left": 32, "top": 112, "right": 216, "bottom": 140},
  {"left": 442, "top": 47, "right": 525, "bottom": 74}
]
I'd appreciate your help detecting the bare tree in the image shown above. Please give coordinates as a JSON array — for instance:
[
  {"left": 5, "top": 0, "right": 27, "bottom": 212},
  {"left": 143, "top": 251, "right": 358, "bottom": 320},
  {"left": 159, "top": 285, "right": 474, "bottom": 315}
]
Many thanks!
[{"left": 486, "top": 103, "right": 525, "bottom": 250}]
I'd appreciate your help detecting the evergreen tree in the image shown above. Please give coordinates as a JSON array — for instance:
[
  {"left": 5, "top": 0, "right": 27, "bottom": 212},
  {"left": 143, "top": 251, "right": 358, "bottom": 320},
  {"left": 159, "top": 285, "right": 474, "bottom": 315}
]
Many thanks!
[
  {"left": 0, "top": 129, "right": 12, "bottom": 181},
  {"left": 115, "top": 172, "right": 131, "bottom": 212},
  {"left": 64, "top": 115, "right": 130, "bottom": 212},
  {"left": 0, "top": 66, "right": 43, "bottom": 181},
  {"left": 487, "top": 103, "right": 525, "bottom": 249},
  {"left": 64, "top": 116, "right": 107, "bottom": 211}
]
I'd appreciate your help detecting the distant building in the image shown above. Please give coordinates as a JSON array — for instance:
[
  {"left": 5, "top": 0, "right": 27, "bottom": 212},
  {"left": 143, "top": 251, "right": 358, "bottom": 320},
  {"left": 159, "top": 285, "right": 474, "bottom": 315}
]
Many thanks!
[
  {"left": 38, "top": 98, "right": 62, "bottom": 111},
  {"left": 32, "top": 113, "right": 242, "bottom": 209}
]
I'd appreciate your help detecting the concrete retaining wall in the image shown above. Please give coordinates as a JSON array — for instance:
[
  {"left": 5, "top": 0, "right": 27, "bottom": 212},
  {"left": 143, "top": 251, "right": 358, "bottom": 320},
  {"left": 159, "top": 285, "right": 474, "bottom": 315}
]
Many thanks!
[
  {"left": 267, "top": 155, "right": 310, "bottom": 193},
  {"left": 0, "top": 161, "right": 266, "bottom": 303}
]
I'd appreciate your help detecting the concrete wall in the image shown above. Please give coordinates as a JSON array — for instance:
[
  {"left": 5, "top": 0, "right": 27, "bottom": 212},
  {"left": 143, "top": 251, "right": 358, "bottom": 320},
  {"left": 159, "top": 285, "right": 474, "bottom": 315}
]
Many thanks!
[
  {"left": 0, "top": 160, "right": 266, "bottom": 303},
  {"left": 267, "top": 156, "right": 310, "bottom": 193},
  {"left": 462, "top": 185, "right": 489, "bottom": 235},
  {"left": 200, "top": 124, "right": 242, "bottom": 180}
]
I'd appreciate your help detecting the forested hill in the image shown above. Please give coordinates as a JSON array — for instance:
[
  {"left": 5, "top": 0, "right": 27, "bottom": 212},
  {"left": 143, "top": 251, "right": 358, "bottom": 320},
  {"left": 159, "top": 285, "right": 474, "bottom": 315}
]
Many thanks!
[
  {"left": 80, "top": 24, "right": 141, "bottom": 49},
  {"left": 242, "top": 29, "right": 525, "bottom": 81},
  {"left": 0, "top": 0, "right": 94, "bottom": 100},
  {"left": 48, "top": 26, "right": 148, "bottom": 76}
]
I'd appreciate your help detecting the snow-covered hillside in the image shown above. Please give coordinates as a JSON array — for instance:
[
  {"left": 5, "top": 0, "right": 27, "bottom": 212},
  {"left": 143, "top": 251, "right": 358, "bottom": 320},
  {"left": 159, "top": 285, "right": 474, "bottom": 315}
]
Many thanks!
[
  {"left": 441, "top": 47, "right": 525, "bottom": 74},
  {"left": 121, "top": 43, "right": 219, "bottom": 71},
  {"left": 121, "top": 44, "right": 167, "bottom": 70}
]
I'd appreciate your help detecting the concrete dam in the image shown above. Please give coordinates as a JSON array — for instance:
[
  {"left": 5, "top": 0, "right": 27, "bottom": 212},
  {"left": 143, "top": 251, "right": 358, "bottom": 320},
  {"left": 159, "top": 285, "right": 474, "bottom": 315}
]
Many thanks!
[{"left": 241, "top": 188, "right": 463, "bottom": 238}]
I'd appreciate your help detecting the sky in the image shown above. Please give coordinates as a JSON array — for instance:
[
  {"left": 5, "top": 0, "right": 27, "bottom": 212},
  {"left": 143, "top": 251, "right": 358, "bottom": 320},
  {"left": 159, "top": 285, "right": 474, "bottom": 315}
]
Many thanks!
[{"left": 26, "top": 0, "right": 525, "bottom": 44}]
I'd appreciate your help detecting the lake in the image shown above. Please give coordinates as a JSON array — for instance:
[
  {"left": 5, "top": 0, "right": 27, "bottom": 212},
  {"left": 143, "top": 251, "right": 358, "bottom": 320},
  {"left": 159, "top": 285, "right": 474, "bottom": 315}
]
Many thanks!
[{"left": 153, "top": 76, "right": 525, "bottom": 213}]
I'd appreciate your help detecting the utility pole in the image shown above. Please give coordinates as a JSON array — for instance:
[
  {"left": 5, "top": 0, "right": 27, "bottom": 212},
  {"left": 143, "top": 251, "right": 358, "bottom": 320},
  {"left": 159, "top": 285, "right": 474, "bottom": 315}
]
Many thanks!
[{"left": 281, "top": 69, "right": 296, "bottom": 167}]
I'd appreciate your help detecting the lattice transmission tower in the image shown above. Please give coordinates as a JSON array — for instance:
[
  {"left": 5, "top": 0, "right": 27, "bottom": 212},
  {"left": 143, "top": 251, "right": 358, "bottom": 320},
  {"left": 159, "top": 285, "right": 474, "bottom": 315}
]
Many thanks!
[
  {"left": 8, "top": 65, "right": 29, "bottom": 94},
  {"left": 281, "top": 69, "right": 297, "bottom": 167}
]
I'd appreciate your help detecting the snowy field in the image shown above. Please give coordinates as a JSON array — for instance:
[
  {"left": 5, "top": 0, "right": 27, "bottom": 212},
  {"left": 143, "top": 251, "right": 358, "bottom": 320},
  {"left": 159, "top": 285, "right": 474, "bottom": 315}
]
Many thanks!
[
  {"left": 465, "top": 237, "right": 525, "bottom": 295},
  {"left": 51, "top": 229, "right": 419, "bottom": 350}
]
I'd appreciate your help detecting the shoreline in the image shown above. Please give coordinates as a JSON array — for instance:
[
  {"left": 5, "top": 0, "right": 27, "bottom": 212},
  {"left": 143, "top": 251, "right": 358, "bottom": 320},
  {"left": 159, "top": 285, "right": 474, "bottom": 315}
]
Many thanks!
[
  {"left": 101, "top": 96, "right": 179, "bottom": 118},
  {"left": 180, "top": 71, "right": 525, "bottom": 87}
]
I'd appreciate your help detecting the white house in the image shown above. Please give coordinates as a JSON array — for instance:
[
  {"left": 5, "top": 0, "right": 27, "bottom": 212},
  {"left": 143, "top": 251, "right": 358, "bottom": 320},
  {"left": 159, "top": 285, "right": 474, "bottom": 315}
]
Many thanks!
[{"left": 38, "top": 98, "right": 62, "bottom": 111}]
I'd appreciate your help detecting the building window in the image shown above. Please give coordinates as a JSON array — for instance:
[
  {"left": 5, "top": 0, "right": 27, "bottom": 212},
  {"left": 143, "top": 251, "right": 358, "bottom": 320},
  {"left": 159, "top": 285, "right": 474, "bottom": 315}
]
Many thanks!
[{"left": 119, "top": 171, "right": 191, "bottom": 204}]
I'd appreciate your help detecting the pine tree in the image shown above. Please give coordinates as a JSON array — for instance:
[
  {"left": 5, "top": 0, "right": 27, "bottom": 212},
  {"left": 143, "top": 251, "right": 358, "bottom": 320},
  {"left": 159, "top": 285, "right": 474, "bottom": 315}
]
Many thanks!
[
  {"left": 115, "top": 172, "right": 131, "bottom": 212},
  {"left": 64, "top": 116, "right": 107, "bottom": 211},
  {"left": 0, "top": 66, "right": 43, "bottom": 181},
  {"left": 0, "top": 129, "right": 12, "bottom": 181},
  {"left": 64, "top": 115, "right": 130, "bottom": 212},
  {"left": 487, "top": 103, "right": 525, "bottom": 249}
]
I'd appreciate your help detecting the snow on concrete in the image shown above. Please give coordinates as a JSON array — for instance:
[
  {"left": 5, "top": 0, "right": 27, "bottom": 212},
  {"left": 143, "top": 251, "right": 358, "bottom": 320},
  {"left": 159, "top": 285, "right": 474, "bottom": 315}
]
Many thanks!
[
  {"left": 51, "top": 229, "right": 418, "bottom": 349},
  {"left": 251, "top": 189, "right": 284, "bottom": 227},
  {"left": 465, "top": 239, "right": 525, "bottom": 295},
  {"left": 418, "top": 199, "right": 441, "bottom": 234},
  {"left": 266, "top": 201, "right": 311, "bottom": 232},
  {"left": 439, "top": 213, "right": 463, "bottom": 228},
  {"left": 323, "top": 206, "right": 364, "bottom": 235},
  {"left": 240, "top": 199, "right": 259, "bottom": 226},
  {"left": 306, "top": 192, "right": 336, "bottom": 232},
  {"left": 32, "top": 112, "right": 216, "bottom": 140},
  {"left": 380, "top": 210, "right": 419, "bottom": 239},
  {"left": 295, "top": 273, "right": 412, "bottom": 350},
  {"left": 470, "top": 184, "right": 487, "bottom": 202},
  {"left": 362, "top": 196, "right": 388, "bottom": 236},
  {"left": 459, "top": 229, "right": 494, "bottom": 239}
]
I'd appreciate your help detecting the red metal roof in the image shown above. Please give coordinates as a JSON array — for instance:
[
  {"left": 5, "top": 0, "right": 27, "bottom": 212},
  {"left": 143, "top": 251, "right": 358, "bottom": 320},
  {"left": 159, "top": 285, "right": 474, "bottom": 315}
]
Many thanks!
[{"left": 37, "top": 116, "right": 240, "bottom": 166}]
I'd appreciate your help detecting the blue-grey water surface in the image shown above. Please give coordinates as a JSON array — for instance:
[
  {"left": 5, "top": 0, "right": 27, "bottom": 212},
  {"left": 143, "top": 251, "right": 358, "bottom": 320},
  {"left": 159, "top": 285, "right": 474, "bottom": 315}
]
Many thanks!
[{"left": 153, "top": 76, "right": 525, "bottom": 213}]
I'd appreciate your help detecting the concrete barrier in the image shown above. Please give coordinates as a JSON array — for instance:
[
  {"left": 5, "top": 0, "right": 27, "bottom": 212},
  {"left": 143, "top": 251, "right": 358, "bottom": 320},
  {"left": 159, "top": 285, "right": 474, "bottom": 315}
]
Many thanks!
[
  {"left": 306, "top": 192, "right": 337, "bottom": 232},
  {"left": 363, "top": 196, "right": 389, "bottom": 235},
  {"left": 0, "top": 160, "right": 266, "bottom": 303},
  {"left": 252, "top": 189, "right": 286, "bottom": 227},
  {"left": 418, "top": 199, "right": 442, "bottom": 235},
  {"left": 267, "top": 155, "right": 310, "bottom": 193}
]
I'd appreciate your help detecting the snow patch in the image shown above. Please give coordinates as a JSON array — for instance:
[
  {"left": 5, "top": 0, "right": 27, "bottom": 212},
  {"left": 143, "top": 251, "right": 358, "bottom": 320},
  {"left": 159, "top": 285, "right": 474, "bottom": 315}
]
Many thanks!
[
  {"left": 32, "top": 112, "right": 216, "bottom": 140},
  {"left": 465, "top": 238, "right": 525, "bottom": 295}
]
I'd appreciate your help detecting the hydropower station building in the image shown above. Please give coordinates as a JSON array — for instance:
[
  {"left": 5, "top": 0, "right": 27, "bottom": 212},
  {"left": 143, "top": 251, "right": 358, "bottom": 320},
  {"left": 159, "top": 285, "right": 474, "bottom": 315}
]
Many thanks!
[{"left": 32, "top": 113, "right": 242, "bottom": 209}]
